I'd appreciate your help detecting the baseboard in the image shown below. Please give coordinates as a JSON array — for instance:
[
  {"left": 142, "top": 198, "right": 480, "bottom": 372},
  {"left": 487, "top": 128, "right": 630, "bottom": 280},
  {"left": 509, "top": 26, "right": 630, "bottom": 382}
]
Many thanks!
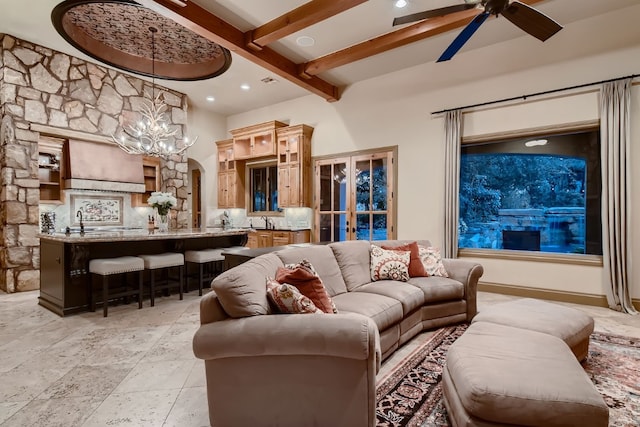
[{"left": 478, "top": 281, "right": 640, "bottom": 311}]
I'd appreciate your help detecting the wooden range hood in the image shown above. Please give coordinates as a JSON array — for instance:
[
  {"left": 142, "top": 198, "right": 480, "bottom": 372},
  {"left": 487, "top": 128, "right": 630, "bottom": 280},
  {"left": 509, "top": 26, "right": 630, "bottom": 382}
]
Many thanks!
[{"left": 64, "top": 139, "right": 146, "bottom": 193}]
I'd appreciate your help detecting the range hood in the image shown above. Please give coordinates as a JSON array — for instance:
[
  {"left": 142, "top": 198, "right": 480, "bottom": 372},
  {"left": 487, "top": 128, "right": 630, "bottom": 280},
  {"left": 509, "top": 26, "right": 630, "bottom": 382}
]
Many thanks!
[{"left": 64, "top": 139, "right": 146, "bottom": 193}]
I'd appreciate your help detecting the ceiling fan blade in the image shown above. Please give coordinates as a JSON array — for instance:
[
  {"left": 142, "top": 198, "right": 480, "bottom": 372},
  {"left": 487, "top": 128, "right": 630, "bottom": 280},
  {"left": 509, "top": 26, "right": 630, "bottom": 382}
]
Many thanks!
[
  {"left": 393, "top": 4, "right": 477, "bottom": 26},
  {"left": 437, "top": 12, "right": 489, "bottom": 62},
  {"left": 501, "top": 1, "right": 562, "bottom": 41}
]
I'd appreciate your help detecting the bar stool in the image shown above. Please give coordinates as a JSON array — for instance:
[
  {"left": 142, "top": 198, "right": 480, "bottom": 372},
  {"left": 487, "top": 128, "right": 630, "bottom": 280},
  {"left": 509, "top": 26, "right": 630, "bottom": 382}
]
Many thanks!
[
  {"left": 138, "top": 252, "right": 184, "bottom": 307},
  {"left": 184, "top": 249, "right": 225, "bottom": 296},
  {"left": 88, "top": 256, "right": 145, "bottom": 317}
]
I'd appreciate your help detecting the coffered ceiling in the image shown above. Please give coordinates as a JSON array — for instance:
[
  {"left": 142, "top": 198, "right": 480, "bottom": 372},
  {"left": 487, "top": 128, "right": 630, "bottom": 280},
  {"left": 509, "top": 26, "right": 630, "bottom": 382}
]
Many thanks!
[{"left": 1, "top": 0, "right": 639, "bottom": 116}]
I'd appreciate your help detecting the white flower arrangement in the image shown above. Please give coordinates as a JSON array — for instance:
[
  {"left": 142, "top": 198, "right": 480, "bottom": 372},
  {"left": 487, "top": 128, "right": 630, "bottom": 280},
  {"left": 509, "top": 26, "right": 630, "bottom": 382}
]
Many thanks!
[{"left": 147, "top": 191, "right": 177, "bottom": 216}]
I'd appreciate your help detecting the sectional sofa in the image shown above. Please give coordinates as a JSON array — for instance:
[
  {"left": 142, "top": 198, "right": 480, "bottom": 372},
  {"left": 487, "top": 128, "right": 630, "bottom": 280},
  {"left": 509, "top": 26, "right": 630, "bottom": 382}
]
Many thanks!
[{"left": 192, "top": 239, "right": 484, "bottom": 427}]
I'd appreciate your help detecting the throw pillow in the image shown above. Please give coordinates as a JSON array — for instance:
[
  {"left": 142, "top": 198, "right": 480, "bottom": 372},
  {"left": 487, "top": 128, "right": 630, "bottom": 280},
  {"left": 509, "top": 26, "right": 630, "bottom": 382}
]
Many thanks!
[
  {"left": 276, "top": 260, "right": 338, "bottom": 314},
  {"left": 418, "top": 245, "right": 449, "bottom": 277},
  {"left": 266, "top": 278, "right": 323, "bottom": 314},
  {"left": 381, "top": 241, "right": 427, "bottom": 277},
  {"left": 370, "top": 244, "right": 410, "bottom": 282}
]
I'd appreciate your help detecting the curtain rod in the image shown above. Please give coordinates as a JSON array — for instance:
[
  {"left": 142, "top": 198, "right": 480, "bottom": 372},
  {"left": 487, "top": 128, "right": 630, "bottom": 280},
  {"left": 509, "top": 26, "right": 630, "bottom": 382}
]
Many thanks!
[{"left": 431, "top": 73, "right": 639, "bottom": 115}]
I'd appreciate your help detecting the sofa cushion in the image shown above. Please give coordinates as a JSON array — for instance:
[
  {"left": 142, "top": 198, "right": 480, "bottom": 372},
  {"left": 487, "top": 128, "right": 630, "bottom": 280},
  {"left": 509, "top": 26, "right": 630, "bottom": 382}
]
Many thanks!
[
  {"left": 370, "top": 244, "right": 410, "bottom": 282},
  {"left": 329, "top": 240, "right": 372, "bottom": 291},
  {"left": 381, "top": 241, "right": 427, "bottom": 277},
  {"left": 266, "top": 278, "right": 323, "bottom": 314},
  {"left": 353, "top": 281, "right": 424, "bottom": 316},
  {"left": 212, "top": 253, "right": 284, "bottom": 318},
  {"left": 332, "top": 292, "right": 403, "bottom": 331},
  {"left": 418, "top": 245, "right": 449, "bottom": 277},
  {"left": 275, "top": 260, "right": 337, "bottom": 314},
  {"left": 408, "top": 276, "right": 464, "bottom": 303},
  {"left": 276, "top": 246, "right": 348, "bottom": 296}
]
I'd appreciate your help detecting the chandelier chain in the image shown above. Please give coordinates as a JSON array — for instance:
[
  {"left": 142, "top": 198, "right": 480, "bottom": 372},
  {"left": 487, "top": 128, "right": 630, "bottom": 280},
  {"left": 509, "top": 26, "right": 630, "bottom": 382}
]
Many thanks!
[{"left": 112, "top": 26, "right": 197, "bottom": 158}]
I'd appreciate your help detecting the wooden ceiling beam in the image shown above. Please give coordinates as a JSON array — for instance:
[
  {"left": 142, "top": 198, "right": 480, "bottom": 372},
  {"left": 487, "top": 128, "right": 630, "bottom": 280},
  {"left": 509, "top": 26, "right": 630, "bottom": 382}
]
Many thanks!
[
  {"left": 301, "top": 0, "right": 544, "bottom": 76},
  {"left": 137, "top": 0, "right": 340, "bottom": 102},
  {"left": 247, "top": 0, "right": 368, "bottom": 50}
]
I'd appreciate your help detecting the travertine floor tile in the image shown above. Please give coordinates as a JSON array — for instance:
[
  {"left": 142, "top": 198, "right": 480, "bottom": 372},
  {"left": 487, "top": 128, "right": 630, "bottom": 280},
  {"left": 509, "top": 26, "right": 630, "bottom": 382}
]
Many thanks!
[
  {"left": 80, "top": 390, "right": 180, "bottom": 427},
  {"left": 162, "top": 386, "right": 209, "bottom": 427},
  {"left": 1, "top": 289, "right": 638, "bottom": 427},
  {"left": 112, "top": 360, "right": 195, "bottom": 394},
  {"left": 1, "top": 396, "right": 103, "bottom": 427}
]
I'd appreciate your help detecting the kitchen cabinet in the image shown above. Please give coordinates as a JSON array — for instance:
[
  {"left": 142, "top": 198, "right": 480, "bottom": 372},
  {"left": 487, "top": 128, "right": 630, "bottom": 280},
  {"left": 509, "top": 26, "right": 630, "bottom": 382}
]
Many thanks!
[
  {"left": 257, "top": 230, "right": 273, "bottom": 248},
  {"left": 231, "top": 121, "right": 287, "bottom": 160},
  {"left": 246, "top": 229, "right": 311, "bottom": 248},
  {"left": 38, "top": 136, "right": 65, "bottom": 204},
  {"left": 277, "top": 125, "right": 313, "bottom": 207},
  {"left": 217, "top": 139, "right": 245, "bottom": 208},
  {"left": 132, "top": 156, "right": 161, "bottom": 207}
]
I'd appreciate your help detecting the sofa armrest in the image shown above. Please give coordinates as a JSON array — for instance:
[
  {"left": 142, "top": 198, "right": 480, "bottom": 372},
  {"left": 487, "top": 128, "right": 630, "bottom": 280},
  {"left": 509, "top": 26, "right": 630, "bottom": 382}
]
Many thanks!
[
  {"left": 441, "top": 259, "right": 484, "bottom": 321},
  {"left": 199, "top": 290, "right": 230, "bottom": 325},
  {"left": 193, "top": 312, "right": 380, "bottom": 366}
]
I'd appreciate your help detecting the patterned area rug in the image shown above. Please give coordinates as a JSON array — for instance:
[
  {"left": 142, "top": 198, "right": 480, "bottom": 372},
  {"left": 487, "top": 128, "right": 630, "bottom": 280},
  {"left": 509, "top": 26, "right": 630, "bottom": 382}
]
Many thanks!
[{"left": 375, "top": 324, "right": 640, "bottom": 427}]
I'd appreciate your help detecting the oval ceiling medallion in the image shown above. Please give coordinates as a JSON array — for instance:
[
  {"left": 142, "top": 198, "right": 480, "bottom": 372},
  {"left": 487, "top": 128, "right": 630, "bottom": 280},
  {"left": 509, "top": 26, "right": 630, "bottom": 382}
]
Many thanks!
[{"left": 51, "top": 0, "right": 232, "bottom": 81}]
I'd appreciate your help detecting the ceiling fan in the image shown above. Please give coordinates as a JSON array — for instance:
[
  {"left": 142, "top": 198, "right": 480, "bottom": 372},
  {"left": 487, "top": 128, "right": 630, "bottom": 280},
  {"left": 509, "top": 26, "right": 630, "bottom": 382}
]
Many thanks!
[{"left": 393, "top": 0, "right": 562, "bottom": 62}]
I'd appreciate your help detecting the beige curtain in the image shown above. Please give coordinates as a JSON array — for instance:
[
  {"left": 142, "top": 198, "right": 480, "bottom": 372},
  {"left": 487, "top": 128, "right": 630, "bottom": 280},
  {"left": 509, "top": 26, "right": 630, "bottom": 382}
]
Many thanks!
[
  {"left": 444, "top": 110, "right": 462, "bottom": 258},
  {"left": 600, "top": 78, "right": 637, "bottom": 314}
]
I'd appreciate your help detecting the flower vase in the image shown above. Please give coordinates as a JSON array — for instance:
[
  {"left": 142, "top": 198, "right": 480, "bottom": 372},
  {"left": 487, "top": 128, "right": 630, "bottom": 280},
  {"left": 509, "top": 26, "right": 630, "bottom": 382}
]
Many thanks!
[{"left": 157, "top": 212, "right": 169, "bottom": 232}]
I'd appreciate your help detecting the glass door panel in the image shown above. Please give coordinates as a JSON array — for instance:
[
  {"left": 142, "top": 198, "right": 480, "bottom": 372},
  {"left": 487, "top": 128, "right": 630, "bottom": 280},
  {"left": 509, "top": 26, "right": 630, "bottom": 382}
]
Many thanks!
[
  {"left": 315, "top": 150, "right": 395, "bottom": 242},
  {"left": 372, "top": 214, "right": 388, "bottom": 241},
  {"left": 316, "top": 160, "right": 351, "bottom": 241}
]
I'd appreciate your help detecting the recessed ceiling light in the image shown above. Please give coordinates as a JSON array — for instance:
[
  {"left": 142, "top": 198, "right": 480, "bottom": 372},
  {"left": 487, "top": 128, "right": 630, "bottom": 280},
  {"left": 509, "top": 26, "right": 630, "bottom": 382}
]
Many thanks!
[
  {"left": 296, "top": 36, "right": 315, "bottom": 47},
  {"left": 240, "top": 83, "right": 251, "bottom": 91},
  {"left": 395, "top": 0, "right": 408, "bottom": 8},
  {"left": 524, "top": 139, "right": 548, "bottom": 147},
  {"left": 205, "top": 95, "right": 215, "bottom": 102}
]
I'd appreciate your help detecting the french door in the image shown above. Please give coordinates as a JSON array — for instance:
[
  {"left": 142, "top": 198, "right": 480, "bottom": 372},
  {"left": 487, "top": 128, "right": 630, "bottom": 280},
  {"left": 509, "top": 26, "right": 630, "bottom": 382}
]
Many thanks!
[{"left": 314, "top": 148, "right": 396, "bottom": 242}]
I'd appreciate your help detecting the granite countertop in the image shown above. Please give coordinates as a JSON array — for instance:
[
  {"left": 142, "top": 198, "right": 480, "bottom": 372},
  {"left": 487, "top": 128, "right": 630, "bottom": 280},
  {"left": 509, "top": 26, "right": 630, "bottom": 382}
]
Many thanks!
[{"left": 38, "top": 227, "right": 250, "bottom": 243}]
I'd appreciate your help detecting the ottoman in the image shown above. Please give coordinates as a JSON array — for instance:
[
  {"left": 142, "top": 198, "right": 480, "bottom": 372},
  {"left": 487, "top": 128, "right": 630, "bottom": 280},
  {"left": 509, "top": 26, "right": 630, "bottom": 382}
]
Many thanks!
[
  {"left": 443, "top": 322, "right": 609, "bottom": 427},
  {"left": 472, "top": 298, "right": 594, "bottom": 361}
]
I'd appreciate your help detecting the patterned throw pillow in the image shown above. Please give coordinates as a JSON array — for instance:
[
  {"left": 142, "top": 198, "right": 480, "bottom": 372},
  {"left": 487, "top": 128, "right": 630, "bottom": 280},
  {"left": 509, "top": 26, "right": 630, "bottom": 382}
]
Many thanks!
[
  {"left": 277, "top": 259, "right": 338, "bottom": 314},
  {"left": 266, "top": 277, "right": 323, "bottom": 314},
  {"left": 418, "top": 245, "right": 449, "bottom": 277},
  {"left": 381, "top": 241, "right": 427, "bottom": 277},
  {"left": 370, "top": 244, "right": 411, "bottom": 282}
]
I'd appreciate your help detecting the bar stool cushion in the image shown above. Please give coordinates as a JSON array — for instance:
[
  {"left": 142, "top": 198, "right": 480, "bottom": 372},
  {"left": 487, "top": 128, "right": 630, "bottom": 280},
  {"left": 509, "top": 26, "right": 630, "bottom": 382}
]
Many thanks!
[
  {"left": 140, "top": 253, "right": 185, "bottom": 269},
  {"left": 185, "top": 249, "right": 225, "bottom": 264},
  {"left": 89, "top": 256, "right": 144, "bottom": 275}
]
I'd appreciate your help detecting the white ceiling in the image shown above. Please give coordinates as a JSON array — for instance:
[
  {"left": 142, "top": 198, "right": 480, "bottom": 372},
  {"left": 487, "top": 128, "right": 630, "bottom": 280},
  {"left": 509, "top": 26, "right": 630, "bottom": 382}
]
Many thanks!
[{"left": 1, "top": 0, "right": 639, "bottom": 116}]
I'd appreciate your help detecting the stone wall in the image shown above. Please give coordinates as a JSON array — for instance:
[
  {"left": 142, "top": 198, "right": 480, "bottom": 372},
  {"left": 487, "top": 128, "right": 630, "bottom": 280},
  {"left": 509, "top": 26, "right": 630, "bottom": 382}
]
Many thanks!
[{"left": 0, "top": 34, "right": 191, "bottom": 292}]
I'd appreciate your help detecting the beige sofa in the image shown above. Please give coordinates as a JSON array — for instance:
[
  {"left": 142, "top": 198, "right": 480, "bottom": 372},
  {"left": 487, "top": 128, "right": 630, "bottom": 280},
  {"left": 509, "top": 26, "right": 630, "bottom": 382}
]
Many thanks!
[{"left": 192, "top": 240, "right": 484, "bottom": 427}]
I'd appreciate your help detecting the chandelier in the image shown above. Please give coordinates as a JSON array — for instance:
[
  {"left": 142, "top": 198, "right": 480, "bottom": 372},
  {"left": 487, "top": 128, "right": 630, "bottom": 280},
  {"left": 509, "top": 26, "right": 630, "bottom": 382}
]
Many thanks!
[{"left": 112, "top": 26, "right": 197, "bottom": 157}]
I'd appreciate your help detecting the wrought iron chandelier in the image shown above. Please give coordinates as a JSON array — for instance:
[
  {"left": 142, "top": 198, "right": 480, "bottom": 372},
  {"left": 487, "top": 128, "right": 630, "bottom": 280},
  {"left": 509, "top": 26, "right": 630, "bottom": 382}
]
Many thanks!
[{"left": 112, "top": 26, "right": 197, "bottom": 157}]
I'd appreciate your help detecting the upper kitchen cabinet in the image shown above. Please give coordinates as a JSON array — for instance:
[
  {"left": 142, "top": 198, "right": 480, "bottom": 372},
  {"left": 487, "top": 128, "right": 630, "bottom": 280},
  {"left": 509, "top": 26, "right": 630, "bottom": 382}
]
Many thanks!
[
  {"left": 38, "top": 136, "right": 66, "bottom": 204},
  {"left": 231, "top": 121, "right": 287, "bottom": 160},
  {"left": 216, "top": 139, "right": 245, "bottom": 208},
  {"left": 277, "top": 125, "right": 314, "bottom": 208}
]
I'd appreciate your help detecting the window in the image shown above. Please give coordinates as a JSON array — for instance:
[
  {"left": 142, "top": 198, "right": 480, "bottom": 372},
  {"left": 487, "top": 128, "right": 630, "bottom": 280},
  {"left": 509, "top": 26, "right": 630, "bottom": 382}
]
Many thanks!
[
  {"left": 249, "top": 163, "right": 278, "bottom": 213},
  {"left": 459, "top": 129, "right": 602, "bottom": 255}
]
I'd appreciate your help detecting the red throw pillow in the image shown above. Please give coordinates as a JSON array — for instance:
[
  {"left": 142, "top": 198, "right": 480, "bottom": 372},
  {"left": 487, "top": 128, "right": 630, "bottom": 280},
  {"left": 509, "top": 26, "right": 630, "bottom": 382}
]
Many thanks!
[
  {"left": 275, "top": 261, "right": 336, "bottom": 314},
  {"left": 381, "top": 241, "right": 427, "bottom": 277}
]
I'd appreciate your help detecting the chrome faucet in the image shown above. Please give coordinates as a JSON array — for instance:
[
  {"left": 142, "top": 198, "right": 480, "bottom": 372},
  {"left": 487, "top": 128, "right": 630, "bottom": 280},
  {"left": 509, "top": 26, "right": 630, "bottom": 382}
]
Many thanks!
[{"left": 76, "top": 210, "right": 84, "bottom": 233}]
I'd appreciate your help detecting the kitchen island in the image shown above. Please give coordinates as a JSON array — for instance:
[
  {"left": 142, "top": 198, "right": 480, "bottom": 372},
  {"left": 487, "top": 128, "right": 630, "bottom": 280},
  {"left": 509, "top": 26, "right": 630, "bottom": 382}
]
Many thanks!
[{"left": 39, "top": 228, "right": 249, "bottom": 316}]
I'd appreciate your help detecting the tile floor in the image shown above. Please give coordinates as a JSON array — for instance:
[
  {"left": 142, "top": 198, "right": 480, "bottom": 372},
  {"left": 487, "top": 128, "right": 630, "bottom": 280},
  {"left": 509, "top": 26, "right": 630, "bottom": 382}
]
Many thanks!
[{"left": 0, "top": 290, "right": 638, "bottom": 426}]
